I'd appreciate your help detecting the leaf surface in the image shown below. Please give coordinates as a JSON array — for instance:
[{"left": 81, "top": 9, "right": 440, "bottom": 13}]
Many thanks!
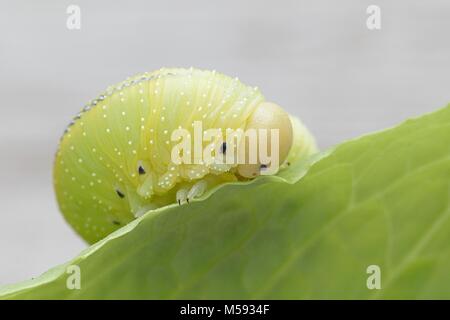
[{"left": 1, "top": 105, "right": 449, "bottom": 299}]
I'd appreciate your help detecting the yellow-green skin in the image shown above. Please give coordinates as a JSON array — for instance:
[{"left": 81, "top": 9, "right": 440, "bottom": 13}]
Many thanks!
[{"left": 54, "top": 68, "right": 317, "bottom": 243}]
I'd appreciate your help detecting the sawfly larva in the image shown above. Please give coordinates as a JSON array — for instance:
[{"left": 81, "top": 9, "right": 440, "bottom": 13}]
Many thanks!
[{"left": 53, "top": 68, "right": 317, "bottom": 243}]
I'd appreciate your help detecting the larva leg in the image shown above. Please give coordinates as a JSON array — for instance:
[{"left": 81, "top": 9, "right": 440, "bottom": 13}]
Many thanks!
[
  {"left": 176, "top": 188, "right": 188, "bottom": 205},
  {"left": 187, "top": 180, "right": 207, "bottom": 203}
]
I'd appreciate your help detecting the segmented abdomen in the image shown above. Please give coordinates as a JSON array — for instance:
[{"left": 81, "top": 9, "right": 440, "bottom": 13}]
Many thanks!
[{"left": 53, "top": 68, "right": 265, "bottom": 243}]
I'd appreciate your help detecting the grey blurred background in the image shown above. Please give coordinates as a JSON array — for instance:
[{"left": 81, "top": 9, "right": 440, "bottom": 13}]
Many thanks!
[{"left": 0, "top": 0, "right": 448, "bottom": 285}]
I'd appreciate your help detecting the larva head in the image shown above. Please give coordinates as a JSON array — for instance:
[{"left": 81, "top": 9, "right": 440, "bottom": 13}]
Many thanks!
[
  {"left": 237, "top": 102, "right": 293, "bottom": 178},
  {"left": 53, "top": 68, "right": 316, "bottom": 243}
]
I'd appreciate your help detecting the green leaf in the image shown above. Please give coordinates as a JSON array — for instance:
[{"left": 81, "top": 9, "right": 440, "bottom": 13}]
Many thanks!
[{"left": 1, "top": 105, "right": 449, "bottom": 299}]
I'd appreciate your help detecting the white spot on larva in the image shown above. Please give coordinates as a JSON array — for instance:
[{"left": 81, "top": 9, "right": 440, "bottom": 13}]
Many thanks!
[
  {"left": 78, "top": 158, "right": 83, "bottom": 163},
  {"left": 128, "top": 140, "right": 132, "bottom": 145},
  {"left": 92, "top": 148, "right": 96, "bottom": 152},
  {"left": 92, "top": 173, "right": 96, "bottom": 177},
  {"left": 161, "top": 116, "right": 165, "bottom": 121},
  {"left": 125, "top": 126, "right": 130, "bottom": 131},
  {"left": 122, "top": 111, "right": 126, "bottom": 116},
  {"left": 106, "top": 128, "right": 111, "bottom": 133}
]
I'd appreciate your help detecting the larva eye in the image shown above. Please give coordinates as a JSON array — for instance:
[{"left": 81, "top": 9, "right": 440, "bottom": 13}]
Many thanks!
[
  {"left": 237, "top": 102, "right": 293, "bottom": 178},
  {"left": 53, "top": 68, "right": 315, "bottom": 243}
]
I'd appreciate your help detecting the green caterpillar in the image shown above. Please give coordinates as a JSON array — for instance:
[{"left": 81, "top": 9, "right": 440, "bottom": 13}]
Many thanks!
[{"left": 54, "top": 68, "right": 317, "bottom": 243}]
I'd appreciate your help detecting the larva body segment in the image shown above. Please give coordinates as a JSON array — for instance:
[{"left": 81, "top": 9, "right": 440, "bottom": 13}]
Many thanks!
[{"left": 54, "top": 68, "right": 269, "bottom": 243}]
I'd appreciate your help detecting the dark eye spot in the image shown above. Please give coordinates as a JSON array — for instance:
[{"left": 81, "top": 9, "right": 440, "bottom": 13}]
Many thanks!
[
  {"left": 220, "top": 142, "right": 227, "bottom": 154},
  {"left": 138, "top": 165, "right": 146, "bottom": 175},
  {"left": 116, "top": 189, "right": 125, "bottom": 198},
  {"left": 260, "top": 164, "right": 268, "bottom": 169},
  {"left": 287, "top": 162, "right": 291, "bottom": 166},
  {"left": 112, "top": 220, "right": 121, "bottom": 225}
]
